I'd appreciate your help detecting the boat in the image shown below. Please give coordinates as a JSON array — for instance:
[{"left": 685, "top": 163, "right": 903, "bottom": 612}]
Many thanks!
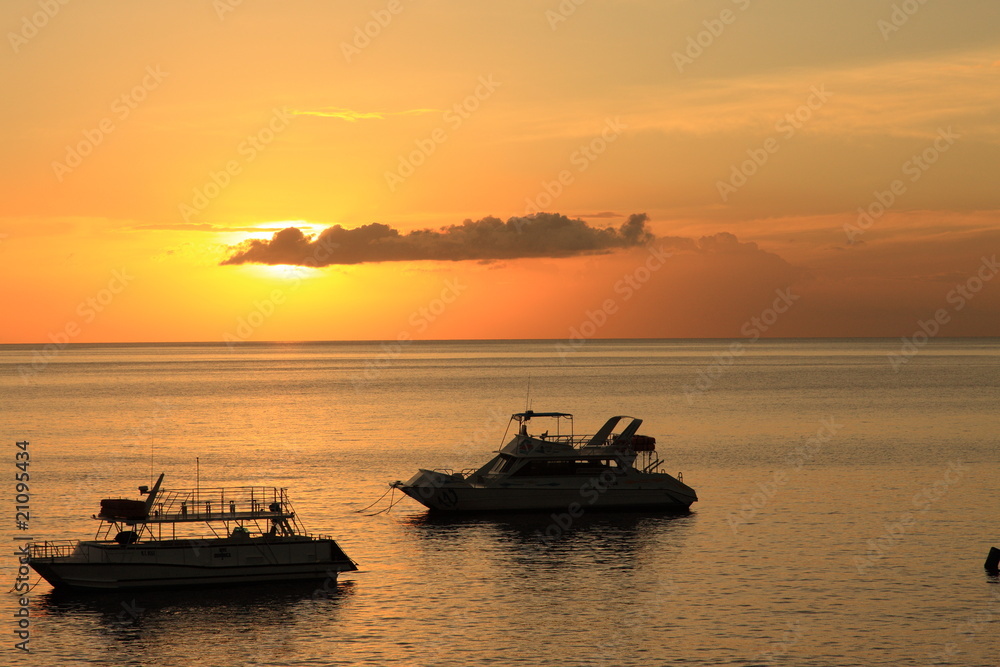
[
  {"left": 392, "top": 411, "right": 697, "bottom": 512},
  {"left": 28, "top": 473, "right": 357, "bottom": 590}
]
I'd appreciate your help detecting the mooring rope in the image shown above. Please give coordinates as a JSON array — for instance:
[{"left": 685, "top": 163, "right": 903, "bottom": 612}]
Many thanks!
[
  {"left": 354, "top": 485, "right": 395, "bottom": 513},
  {"left": 368, "top": 486, "right": 396, "bottom": 515},
  {"left": 7, "top": 575, "right": 43, "bottom": 595},
  {"left": 368, "top": 485, "right": 408, "bottom": 516}
]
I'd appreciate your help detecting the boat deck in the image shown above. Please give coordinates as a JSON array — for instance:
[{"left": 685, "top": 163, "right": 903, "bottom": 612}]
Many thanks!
[{"left": 101, "top": 485, "right": 296, "bottom": 524}]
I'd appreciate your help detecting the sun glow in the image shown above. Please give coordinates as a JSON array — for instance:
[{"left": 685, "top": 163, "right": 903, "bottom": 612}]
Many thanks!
[{"left": 246, "top": 264, "right": 322, "bottom": 281}]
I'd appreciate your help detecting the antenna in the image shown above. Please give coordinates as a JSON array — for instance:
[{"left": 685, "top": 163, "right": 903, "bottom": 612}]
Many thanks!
[
  {"left": 525, "top": 375, "right": 531, "bottom": 412},
  {"left": 196, "top": 457, "right": 200, "bottom": 505},
  {"left": 149, "top": 436, "right": 154, "bottom": 488}
]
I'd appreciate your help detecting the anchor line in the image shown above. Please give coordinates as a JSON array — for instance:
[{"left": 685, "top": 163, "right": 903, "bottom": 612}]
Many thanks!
[
  {"left": 354, "top": 485, "right": 395, "bottom": 513},
  {"left": 7, "top": 575, "right": 43, "bottom": 595},
  {"left": 369, "top": 486, "right": 401, "bottom": 516},
  {"left": 368, "top": 487, "right": 406, "bottom": 516}
]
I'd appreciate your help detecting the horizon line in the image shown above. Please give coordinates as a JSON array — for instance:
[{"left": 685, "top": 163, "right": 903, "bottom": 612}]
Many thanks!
[{"left": 3, "top": 335, "right": 999, "bottom": 348}]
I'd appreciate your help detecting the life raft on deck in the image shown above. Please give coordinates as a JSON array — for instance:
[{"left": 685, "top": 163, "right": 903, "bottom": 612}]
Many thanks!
[
  {"left": 630, "top": 435, "right": 656, "bottom": 451},
  {"left": 99, "top": 498, "right": 148, "bottom": 520}
]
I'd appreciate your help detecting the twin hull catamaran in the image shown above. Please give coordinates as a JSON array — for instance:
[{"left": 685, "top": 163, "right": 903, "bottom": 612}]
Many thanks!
[
  {"left": 393, "top": 411, "right": 698, "bottom": 512},
  {"left": 28, "top": 474, "right": 357, "bottom": 590}
]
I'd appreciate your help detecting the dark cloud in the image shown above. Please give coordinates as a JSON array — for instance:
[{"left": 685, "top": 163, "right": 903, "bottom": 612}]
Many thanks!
[{"left": 220, "top": 213, "right": 655, "bottom": 267}]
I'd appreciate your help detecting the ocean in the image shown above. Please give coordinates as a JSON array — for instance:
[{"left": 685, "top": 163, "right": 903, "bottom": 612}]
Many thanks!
[{"left": 2, "top": 338, "right": 999, "bottom": 666}]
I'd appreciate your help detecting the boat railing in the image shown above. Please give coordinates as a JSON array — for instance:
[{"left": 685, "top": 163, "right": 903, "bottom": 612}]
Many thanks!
[
  {"left": 107, "top": 486, "right": 296, "bottom": 524},
  {"left": 640, "top": 456, "right": 665, "bottom": 474},
  {"left": 532, "top": 433, "right": 619, "bottom": 448},
  {"left": 432, "top": 468, "right": 478, "bottom": 479},
  {"left": 28, "top": 540, "right": 79, "bottom": 559}
]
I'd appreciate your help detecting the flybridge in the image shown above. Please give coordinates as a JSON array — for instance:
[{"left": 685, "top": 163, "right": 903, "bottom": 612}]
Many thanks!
[{"left": 507, "top": 412, "right": 648, "bottom": 451}]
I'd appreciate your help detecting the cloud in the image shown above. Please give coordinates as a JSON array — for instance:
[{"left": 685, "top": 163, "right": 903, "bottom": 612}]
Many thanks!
[
  {"left": 622, "top": 48, "right": 1000, "bottom": 142},
  {"left": 290, "top": 107, "right": 440, "bottom": 122},
  {"left": 221, "top": 213, "right": 655, "bottom": 266},
  {"left": 580, "top": 211, "right": 623, "bottom": 219}
]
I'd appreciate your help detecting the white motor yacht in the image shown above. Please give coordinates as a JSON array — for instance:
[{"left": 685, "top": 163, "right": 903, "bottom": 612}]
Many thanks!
[{"left": 393, "top": 411, "right": 697, "bottom": 512}]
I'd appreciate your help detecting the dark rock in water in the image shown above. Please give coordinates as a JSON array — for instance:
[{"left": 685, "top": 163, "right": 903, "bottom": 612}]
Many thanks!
[{"left": 986, "top": 546, "right": 1000, "bottom": 572}]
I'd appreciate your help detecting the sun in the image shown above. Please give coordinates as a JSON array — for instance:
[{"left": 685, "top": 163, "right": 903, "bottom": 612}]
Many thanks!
[{"left": 247, "top": 264, "right": 322, "bottom": 281}]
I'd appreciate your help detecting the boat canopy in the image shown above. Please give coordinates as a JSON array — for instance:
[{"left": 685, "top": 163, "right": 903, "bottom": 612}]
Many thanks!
[{"left": 512, "top": 411, "right": 572, "bottom": 420}]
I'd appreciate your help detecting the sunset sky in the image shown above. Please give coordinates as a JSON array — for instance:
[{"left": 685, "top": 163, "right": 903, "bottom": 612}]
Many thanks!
[{"left": 2, "top": 0, "right": 998, "bottom": 343}]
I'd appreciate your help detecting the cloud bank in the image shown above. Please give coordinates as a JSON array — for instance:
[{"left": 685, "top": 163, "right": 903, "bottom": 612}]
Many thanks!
[{"left": 221, "top": 213, "right": 655, "bottom": 266}]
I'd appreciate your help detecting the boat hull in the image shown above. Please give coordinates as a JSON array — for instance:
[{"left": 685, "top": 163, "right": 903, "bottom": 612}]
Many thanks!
[
  {"left": 29, "top": 538, "right": 356, "bottom": 591},
  {"left": 29, "top": 561, "right": 349, "bottom": 590},
  {"left": 396, "top": 470, "right": 697, "bottom": 512}
]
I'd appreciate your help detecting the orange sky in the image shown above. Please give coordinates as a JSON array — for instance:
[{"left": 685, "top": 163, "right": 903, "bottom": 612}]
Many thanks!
[{"left": 2, "top": 1, "right": 999, "bottom": 343}]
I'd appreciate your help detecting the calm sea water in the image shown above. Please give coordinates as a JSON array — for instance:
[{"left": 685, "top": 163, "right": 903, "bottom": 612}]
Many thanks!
[{"left": 2, "top": 339, "right": 999, "bottom": 666}]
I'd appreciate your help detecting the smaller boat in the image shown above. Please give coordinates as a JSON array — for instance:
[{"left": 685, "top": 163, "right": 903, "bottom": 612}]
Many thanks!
[
  {"left": 392, "top": 411, "right": 697, "bottom": 512},
  {"left": 28, "top": 473, "right": 357, "bottom": 590}
]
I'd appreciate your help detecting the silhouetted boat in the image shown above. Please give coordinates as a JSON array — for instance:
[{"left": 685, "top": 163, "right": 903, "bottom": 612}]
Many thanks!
[
  {"left": 28, "top": 473, "right": 357, "bottom": 590},
  {"left": 393, "top": 411, "right": 697, "bottom": 512}
]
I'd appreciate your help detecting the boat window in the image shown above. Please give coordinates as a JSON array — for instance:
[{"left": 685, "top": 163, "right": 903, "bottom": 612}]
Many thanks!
[
  {"left": 491, "top": 456, "right": 515, "bottom": 474},
  {"left": 511, "top": 459, "right": 615, "bottom": 477}
]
